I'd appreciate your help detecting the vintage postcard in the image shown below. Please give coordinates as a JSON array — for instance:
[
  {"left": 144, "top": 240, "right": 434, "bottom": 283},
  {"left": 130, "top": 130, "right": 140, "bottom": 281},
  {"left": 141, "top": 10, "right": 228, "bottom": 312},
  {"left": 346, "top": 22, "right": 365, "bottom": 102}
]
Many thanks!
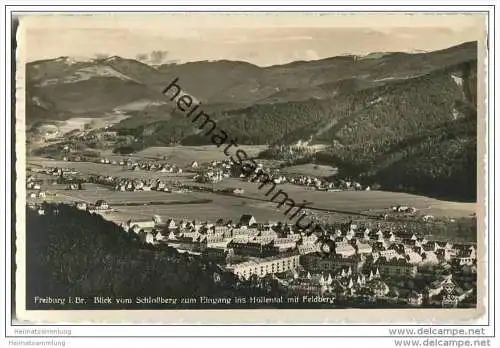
[{"left": 14, "top": 12, "right": 488, "bottom": 324}]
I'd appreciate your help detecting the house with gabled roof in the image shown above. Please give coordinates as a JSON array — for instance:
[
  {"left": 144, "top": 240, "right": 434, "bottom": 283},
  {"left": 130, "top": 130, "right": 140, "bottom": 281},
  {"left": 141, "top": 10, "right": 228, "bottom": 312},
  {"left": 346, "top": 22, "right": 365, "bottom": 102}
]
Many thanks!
[
  {"left": 405, "top": 251, "right": 423, "bottom": 265},
  {"left": 372, "top": 240, "right": 389, "bottom": 251},
  {"left": 379, "top": 249, "right": 399, "bottom": 261},
  {"left": 388, "top": 243, "right": 405, "bottom": 255},
  {"left": 130, "top": 225, "right": 142, "bottom": 234},
  {"left": 126, "top": 219, "right": 155, "bottom": 232},
  {"left": 143, "top": 231, "right": 155, "bottom": 244},
  {"left": 436, "top": 241, "right": 454, "bottom": 250},
  {"left": 239, "top": 214, "right": 256, "bottom": 227},
  {"left": 367, "top": 267, "right": 381, "bottom": 281},
  {"left": 155, "top": 231, "right": 166, "bottom": 242},
  {"left": 335, "top": 242, "right": 356, "bottom": 258},
  {"left": 354, "top": 241, "right": 372, "bottom": 255},
  {"left": 407, "top": 290, "right": 424, "bottom": 306},
  {"left": 394, "top": 231, "right": 417, "bottom": 241},
  {"left": 422, "top": 241, "right": 440, "bottom": 252},
  {"left": 417, "top": 237, "right": 428, "bottom": 245},
  {"left": 355, "top": 230, "right": 369, "bottom": 241},
  {"left": 95, "top": 200, "right": 109, "bottom": 210},
  {"left": 413, "top": 246, "right": 423, "bottom": 255},
  {"left": 164, "top": 219, "right": 177, "bottom": 230},
  {"left": 402, "top": 238, "right": 420, "bottom": 247},
  {"left": 383, "top": 231, "right": 396, "bottom": 242},
  {"left": 435, "top": 248, "right": 452, "bottom": 262},
  {"left": 421, "top": 251, "right": 440, "bottom": 265},
  {"left": 452, "top": 244, "right": 476, "bottom": 266},
  {"left": 376, "top": 257, "right": 417, "bottom": 277}
]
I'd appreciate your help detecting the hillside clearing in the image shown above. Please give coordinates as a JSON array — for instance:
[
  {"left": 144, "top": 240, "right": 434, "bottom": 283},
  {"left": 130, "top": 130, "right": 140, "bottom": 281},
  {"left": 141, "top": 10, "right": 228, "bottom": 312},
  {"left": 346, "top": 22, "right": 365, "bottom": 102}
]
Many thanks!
[{"left": 280, "top": 163, "right": 338, "bottom": 177}]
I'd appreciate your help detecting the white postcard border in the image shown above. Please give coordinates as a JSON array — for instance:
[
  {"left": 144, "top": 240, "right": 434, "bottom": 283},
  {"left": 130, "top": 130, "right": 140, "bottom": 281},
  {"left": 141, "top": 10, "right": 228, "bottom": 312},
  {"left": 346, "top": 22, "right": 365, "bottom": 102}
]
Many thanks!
[{"left": 2, "top": 2, "right": 496, "bottom": 337}]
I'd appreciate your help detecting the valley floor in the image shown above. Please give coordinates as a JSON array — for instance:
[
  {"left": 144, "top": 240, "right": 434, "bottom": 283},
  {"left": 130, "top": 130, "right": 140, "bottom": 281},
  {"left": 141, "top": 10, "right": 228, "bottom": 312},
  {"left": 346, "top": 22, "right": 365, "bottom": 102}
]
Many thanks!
[{"left": 26, "top": 147, "right": 477, "bottom": 243}]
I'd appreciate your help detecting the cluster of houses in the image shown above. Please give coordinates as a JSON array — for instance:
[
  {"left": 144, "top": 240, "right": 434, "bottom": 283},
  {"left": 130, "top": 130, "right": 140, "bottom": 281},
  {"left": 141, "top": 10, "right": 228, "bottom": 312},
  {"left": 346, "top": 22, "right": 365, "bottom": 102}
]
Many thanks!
[
  {"left": 284, "top": 176, "right": 368, "bottom": 192},
  {"left": 391, "top": 205, "right": 418, "bottom": 213},
  {"left": 43, "top": 152, "right": 369, "bottom": 196},
  {"left": 379, "top": 205, "right": 436, "bottom": 222},
  {"left": 26, "top": 175, "right": 49, "bottom": 199},
  {"left": 192, "top": 159, "right": 232, "bottom": 184},
  {"left": 289, "top": 225, "right": 475, "bottom": 307},
  {"left": 85, "top": 174, "right": 180, "bottom": 193},
  {"left": 99, "top": 157, "right": 184, "bottom": 174},
  {"left": 191, "top": 158, "right": 369, "bottom": 192},
  {"left": 125, "top": 160, "right": 183, "bottom": 174},
  {"left": 229, "top": 160, "right": 369, "bottom": 192},
  {"left": 112, "top": 178, "right": 171, "bottom": 192},
  {"left": 103, "top": 211, "right": 475, "bottom": 307},
  {"left": 29, "top": 198, "right": 477, "bottom": 308},
  {"left": 27, "top": 190, "right": 48, "bottom": 200},
  {"left": 193, "top": 169, "right": 229, "bottom": 184},
  {"left": 26, "top": 175, "right": 41, "bottom": 190},
  {"left": 75, "top": 199, "right": 110, "bottom": 213},
  {"left": 32, "top": 166, "right": 79, "bottom": 177},
  {"left": 274, "top": 265, "right": 474, "bottom": 307},
  {"left": 66, "top": 183, "right": 84, "bottom": 191},
  {"left": 80, "top": 157, "right": 185, "bottom": 175},
  {"left": 276, "top": 267, "right": 391, "bottom": 300},
  {"left": 27, "top": 170, "right": 191, "bottom": 195}
]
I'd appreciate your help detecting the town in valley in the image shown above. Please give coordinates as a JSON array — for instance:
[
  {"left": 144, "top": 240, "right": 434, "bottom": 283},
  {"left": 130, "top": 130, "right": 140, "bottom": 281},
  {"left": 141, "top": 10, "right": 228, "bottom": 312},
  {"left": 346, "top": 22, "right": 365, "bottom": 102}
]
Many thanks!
[
  {"left": 26, "top": 142, "right": 477, "bottom": 308},
  {"left": 24, "top": 28, "right": 478, "bottom": 310}
]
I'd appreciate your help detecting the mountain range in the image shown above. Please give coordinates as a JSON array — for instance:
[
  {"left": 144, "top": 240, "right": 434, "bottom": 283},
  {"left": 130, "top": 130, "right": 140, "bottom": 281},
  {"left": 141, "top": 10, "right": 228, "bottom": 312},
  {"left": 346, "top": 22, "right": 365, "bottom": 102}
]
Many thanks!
[{"left": 25, "top": 41, "right": 478, "bottom": 201}]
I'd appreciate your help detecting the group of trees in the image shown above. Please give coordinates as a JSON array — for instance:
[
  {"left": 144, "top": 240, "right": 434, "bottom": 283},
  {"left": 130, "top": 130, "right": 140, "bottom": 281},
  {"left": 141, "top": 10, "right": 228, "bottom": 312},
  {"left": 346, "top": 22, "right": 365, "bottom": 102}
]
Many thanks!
[
  {"left": 330, "top": 66, "right": 477, "bottom": 201},
  {"left": 263, "top": 64, "right": 476, "bottom": 201}
]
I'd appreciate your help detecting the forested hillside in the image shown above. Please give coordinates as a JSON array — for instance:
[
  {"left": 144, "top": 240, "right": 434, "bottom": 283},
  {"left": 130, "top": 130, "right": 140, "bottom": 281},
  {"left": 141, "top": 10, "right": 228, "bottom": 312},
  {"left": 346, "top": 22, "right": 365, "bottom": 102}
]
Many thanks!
[{"left": 26, "top": 42, "right": 478, "bottom": 201}]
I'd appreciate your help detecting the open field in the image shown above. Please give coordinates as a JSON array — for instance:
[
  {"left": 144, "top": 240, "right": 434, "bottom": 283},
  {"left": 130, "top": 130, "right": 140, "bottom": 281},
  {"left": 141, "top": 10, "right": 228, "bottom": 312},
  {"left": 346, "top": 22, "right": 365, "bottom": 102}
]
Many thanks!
[
  {"left": 28, "top": 171, "right": 477, "bottom": 243},
  {"left": 54, "top": 113, "right": 130, "bottom": 134},
  {"left": 28, "top": 180, "right": 477, "bottom": 242},
  {"left": 28, "top": 158, "right": 195, "bottom": 180},
  {"left": 30, "top": 144, "right": 275, "bottom": 172},
  {"left": 280, "top": 163, "right": 338, "bottom": 177},
  {"left": 105, "top": 199, "right": 288, "bottom": 225},
  {"left": 32, "top": 183, "right": 292, "bottom": 225},
  {"left": 28, "top": 153, "right": 476, "bottom": 224},
  {"left": 132, "top": 145, "right": 269, "bottom": 166},
  {"left": 36, "top": 184, "right": 204, "bottom": 204},
  {"left": 34, "top": 179, "right": 476, "bottom": 223},
  {"left": 201, "top": 179, "right": 477, "bottom": 218}
]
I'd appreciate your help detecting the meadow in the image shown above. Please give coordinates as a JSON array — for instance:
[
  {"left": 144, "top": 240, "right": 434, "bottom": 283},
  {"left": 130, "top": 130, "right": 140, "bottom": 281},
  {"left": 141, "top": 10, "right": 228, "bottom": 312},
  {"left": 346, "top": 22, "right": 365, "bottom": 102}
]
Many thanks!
[
  {"left": 28, "top": 157, "right": 195, "bottom": 180},
  {"left": 202, "top": 178, "right": 476, "bottom": 218},
  {"left": 279, "top": 163, "right": 338, "bottom": 177},
  {"left": 32, "top": 183, "right": 289, "bottom": 224},
  {"left": 123, "top": 145, "right": 268, "bottom": 166},
  {"left": 28, "top": 146, "right": 476, "bottom": 228}
]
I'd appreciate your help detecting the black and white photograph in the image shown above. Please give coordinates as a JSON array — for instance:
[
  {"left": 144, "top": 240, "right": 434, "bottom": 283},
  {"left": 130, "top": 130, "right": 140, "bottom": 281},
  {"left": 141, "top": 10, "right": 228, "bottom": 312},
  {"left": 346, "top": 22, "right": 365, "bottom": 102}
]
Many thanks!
[{"left": 14, "top": 11, "right": 486, "bottom": 323}]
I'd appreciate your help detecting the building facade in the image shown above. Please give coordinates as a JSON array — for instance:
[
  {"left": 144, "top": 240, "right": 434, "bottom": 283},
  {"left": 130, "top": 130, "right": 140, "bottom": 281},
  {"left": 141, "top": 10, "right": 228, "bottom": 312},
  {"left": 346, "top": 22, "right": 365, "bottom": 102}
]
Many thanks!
[{"left": 229, "top": 253, "right": 300, "bottom": 279}]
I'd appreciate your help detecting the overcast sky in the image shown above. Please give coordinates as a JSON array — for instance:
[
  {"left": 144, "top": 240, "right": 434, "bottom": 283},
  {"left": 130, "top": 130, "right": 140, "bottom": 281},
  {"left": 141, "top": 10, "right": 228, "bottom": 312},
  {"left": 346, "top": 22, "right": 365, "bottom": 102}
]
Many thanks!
[{"left": 20, "top": 13, "right": 486, "bottom": 66}]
